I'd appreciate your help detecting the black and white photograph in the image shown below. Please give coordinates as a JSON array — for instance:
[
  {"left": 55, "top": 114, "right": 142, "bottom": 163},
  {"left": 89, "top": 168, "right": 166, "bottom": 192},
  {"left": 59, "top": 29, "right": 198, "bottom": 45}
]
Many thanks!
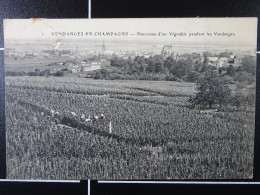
[{"left": 3, "top": 18, "right": 257, "bottom": 180}]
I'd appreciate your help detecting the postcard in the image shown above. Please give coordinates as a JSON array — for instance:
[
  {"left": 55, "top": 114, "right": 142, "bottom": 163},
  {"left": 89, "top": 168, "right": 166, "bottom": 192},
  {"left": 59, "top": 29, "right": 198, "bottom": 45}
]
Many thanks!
[{"left": 4, "top": 18, "right": 257, "bottom": 179}]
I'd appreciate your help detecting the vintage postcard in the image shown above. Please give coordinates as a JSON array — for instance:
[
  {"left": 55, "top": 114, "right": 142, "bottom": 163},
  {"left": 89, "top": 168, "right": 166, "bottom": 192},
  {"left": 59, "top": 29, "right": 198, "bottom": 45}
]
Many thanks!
[{"left": 4, "top": 18, "right": 257, "bottom": 179}]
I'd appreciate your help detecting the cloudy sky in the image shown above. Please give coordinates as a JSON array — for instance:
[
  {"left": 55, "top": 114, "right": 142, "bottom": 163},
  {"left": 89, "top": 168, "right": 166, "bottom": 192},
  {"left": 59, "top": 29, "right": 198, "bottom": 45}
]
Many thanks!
[{"left": 4, "top": 18, "right": 257, "bottom": 48}]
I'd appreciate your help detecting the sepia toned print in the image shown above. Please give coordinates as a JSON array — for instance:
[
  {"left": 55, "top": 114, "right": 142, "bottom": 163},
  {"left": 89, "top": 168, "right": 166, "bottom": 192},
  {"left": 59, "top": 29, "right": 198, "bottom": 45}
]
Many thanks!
[{"left": 4, "top": 18, "right": 257, "bottom": 179}]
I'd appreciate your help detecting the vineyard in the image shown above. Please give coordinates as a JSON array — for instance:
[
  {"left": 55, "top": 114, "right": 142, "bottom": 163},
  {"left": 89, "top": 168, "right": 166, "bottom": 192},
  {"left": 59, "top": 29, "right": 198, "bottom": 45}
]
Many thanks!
[{"left": 5, "top": 76, "right": 255, "bottom": 179}]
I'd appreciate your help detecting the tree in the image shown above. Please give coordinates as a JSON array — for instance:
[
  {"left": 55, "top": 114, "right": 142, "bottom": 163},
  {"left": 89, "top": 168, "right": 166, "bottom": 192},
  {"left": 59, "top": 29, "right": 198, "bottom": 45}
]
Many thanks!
[
  {"left": 234, "top": 71, "right": 255, "bottom": 85},
  {"left": 194, "top": 60, "right": 203, "bottom": 72},
  {"left": 200, "top": 55, "right": 209, "bottom": 72},
  {"left": 140, "top": 63, "right": 149, "bottom": 73},
  {"left": 146, "top": 55, "right": 164, "bottom": 73},
  {"left": 202, "top": 51, "right": 213, "bottom": 57},
  {"left": 230, "top": 92, "right": 244, "bottom": 108},
  {"left": 165, "top": 74, "right": 177, "bottom": 81},
  {"left": 242, "top": 56, "right": 256, "bottom": 75},
  {"left": 94, "top": 72, "right": 102, "bottom": 79},
  {"left": 53, "top": 71, "right": 64, "bottom": 77},
  {"left": 146, "top": 57, "right": 155, "bottom": 73},
  {"left": 186, "top": 71, "right": 200, "bottom": 82},
  {"left": 43, "top": 69, "right": 51, "bottom": 77},
  {"left": 164, "top": 56, "right": 176, "bottom": 72},
  {"left": 217, "top": 51, "right": 233, "bottom": 58},
  {"left": 154, "top": 62, "right": 165, "bottom": 73},
  {"left": 172, "top": 60, "right": 192, "bottom": 78},
  {"left": 133, "top": 56, "right": 147, "bottom": 73},
  {"left": 189, "top": 70, "right": 231, "bottom": 109},
  {"left": 101, "top": 69, "right": 110, "bottom": 79},
  {"left": 226, "top": 65, "right": 235, "bottom": 77},
  {"left": 110, "top": 57, "right": 126, "bottom": 68},
  {"left": 191, "top": 52, "right": 201, "bottom": 59}
]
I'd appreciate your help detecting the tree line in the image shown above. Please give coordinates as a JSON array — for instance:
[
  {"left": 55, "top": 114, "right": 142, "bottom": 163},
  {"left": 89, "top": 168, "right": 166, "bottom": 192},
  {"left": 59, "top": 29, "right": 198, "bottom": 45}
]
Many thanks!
[
  {"left": 6, "top": 68, "right": 64, "bottom": 77},
  {"left": 94, "top": 52, "right": 255, "bottom": 84}
]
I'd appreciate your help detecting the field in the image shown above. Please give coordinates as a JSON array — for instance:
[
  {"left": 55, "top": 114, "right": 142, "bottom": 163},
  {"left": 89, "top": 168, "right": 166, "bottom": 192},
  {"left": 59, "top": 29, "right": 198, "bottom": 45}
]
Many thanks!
[
  {"left": 5, "top": 76, "right": 255, "bottom": 179},
  {"left": 5, "top": 56, "right": 73, "bottom": 72}
]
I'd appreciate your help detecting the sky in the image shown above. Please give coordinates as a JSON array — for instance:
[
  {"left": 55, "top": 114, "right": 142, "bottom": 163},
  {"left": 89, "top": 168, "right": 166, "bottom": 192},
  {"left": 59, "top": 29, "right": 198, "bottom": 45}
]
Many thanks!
[{"left": 3, "top": 18, "right": 258, "bottom": 48}]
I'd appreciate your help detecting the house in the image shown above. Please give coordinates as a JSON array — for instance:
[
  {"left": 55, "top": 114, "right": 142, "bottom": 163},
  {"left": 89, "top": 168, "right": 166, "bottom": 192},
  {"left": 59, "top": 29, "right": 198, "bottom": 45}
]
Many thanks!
[
  {"left": 22, "top": 53, "right": 34, "bottom": 59},
  {"left": 82, "top": 61, "right": 102, "bottom": 72},
  {"left": 161, "top": 45, "right": 173, "bottom": 55},
  {"left": 233, "top": 55, "right": 243, "bottom": 66},
  {"left": 61, "top": 54, "right": 70, "bottom": 57},
  {"left": 67, "top": 63, "right": 81, "bottom": 73},
  {"left": 91, "top": 61, "right": 101, "bottom": 66},
  {"left": 81, "top": 61, "right": 91, "bottom": 67},
  {"left": 217, "top": 57, "right": 228, "bottom": 67},
  {"left": 208, "top": 57, "right": 219, "bottom": 66},
  {"left": 208, "top": 57, "right": 218, "bottom": 62}
]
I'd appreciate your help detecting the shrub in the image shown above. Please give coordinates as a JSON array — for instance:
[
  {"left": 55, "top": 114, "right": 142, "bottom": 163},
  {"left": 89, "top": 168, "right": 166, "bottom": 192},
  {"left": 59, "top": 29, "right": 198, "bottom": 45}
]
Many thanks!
[
  {"left": 53, "top": 71, "right": 64, "bottom": 77},
  {"left": 186, "top": 71, "right": 200, "bottom": 82},
  {"left": 234, "top": 71, "right": 255, "bottom": 85},
  {"left": 165, "top": 74, "right": 177, "bottom": 81},
  {"left": 189, "top": 70, "right": 231, "bottom": 109},
  {"left": 229, "top": 92, "right": 244, "bottom": 108}
]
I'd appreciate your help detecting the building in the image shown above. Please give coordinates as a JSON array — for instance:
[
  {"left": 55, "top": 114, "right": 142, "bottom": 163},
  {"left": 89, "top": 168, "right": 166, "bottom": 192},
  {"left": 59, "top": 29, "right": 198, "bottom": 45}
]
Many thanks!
[
  {"left": 67, "top": 63, "right": 81, "bottom": 73},
  {"left": 218, "top": 57, "right": 229, "bottom": 67},
  {"left": 161, "top": 45, "right": 173, "bottom": 56},
  {"left": 233, "top": 55, "right": 243, "bottom": 66},
  {"left": 82, "top": 61, "right": 102, "bottom": 72},
  {"left": 81, "top": 61, "right": 91, "bottom": 67}
]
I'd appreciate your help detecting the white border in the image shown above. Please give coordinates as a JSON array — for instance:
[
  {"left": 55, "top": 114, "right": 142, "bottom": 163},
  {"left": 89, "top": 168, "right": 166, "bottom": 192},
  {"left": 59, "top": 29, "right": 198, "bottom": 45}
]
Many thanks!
[
  {"left": 0, "top": 179, "right": 80, "bottom": 183},
  {"left": 88, "top": 0, "right": 91, "bottom": 19},
  {"left": 88, "top": 179, "right": 91, "bottom": 195},
  {"left": 1, "top": 13, "right": 259, "bottom": 186},
  {"left": 98, "top": 181, "right": 260, "bottom": 185}
]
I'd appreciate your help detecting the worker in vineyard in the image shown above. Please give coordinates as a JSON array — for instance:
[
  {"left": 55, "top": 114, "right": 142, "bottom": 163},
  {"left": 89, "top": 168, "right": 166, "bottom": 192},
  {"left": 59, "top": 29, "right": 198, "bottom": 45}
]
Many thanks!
[
  {"left": 71, "top": 112, "right": 77, "bottom": 117},
  {"left": 85, "top": 117, "right": 92, "bottom": 124},
  {"left": 54, "top": 117, "right": 61, "bottom": 124},
  {"left": 92, "top": 114, "right": 99, "bottom": 125},
  {"left": 100, "top": 113, "right": 105, "bottom": 120},
  {"left": 53, "top": 111, "right": 61, "bottom": 124},
  {"left": 50, "top": 109, "right": 55, "bottom": 117},
  {"left": 80, "top": 114, "right": 86, "bottom": 122}
]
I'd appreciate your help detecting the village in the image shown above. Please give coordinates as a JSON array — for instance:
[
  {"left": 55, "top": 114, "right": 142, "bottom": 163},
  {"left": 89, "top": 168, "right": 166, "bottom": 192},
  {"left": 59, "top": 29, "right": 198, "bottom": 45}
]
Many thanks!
[{"left": 5, "top": 40, "right": 255, "bottom": 79}]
